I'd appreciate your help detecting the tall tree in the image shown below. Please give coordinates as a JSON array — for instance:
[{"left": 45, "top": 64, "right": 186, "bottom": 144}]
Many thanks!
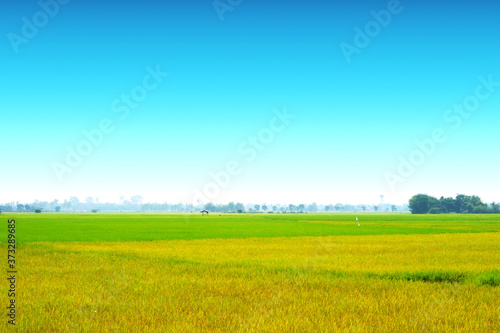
[
  {"left": 409, "top": 194, "right": 439, "bottom": 214},
  {"left": 439, "top": 196, "right": 455, "bottom": 213},
  {"left": 490, "top": 202, "right": 500, "bottom": 214}
]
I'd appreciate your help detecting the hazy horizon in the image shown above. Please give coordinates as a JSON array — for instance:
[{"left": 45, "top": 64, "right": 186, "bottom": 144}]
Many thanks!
[{"left": 2, "top": 190, "right": 498, "bottom": 207}]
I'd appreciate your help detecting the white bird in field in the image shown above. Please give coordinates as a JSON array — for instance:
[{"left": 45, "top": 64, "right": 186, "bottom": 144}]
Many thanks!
[{"left": 356, "top": 217, "right": 360, "bottom": 226}]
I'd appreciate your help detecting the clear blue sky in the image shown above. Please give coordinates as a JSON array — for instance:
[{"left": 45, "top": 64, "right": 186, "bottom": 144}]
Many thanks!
[{"left": 1, "top": 0, "right": 499, "bottom": 205}]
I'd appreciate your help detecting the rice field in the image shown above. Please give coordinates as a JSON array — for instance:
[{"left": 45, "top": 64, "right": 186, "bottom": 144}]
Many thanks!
[{"left": 2, "top": 213, "right": 499, "bottom": 332}]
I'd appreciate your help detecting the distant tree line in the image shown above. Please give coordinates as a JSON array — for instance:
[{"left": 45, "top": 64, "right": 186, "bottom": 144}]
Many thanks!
[
  {"left": 202, "top": 202, "right": 409, "bottom": 213},
  {"left": 409, "top": 194, "right": 500, "bottom": 214},
  {"left": 0, "top": 203, "right": 47, "bottom": 213},
  {"left": 0, "top": 196, "right": 411, "bottom": 213}
]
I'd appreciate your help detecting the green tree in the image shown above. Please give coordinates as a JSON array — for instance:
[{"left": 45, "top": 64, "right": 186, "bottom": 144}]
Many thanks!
[
  {"left": 464, "top": 203, "right": 474, "bottom": 214},
  {"left": 473, "top": 206, "right": 490, "bottom": 214},
  {"left": 490, "top": 202, "right": 500, "bottom": 214},
  {"left": 470, "top": 195, "right": 484, "bottom": 207},
  {"left": 454, "top": 194, "right": 484, "bottom": 213},
  {"left": 409, "top": 194, "right": 439, "bottom": 214},
  {"left": 439, "top": 196, "right": 455, "bottom": 213},
  {"left": 454, "top": 194, "right": 466, "bottom": 213},
  {"left": 254, "top": 204, "right": 260, "bottom": 212},
  {"left": 428, "top": 207, "right": 442, "bottom": 214},
  {"left": 262, "top": 205, "right": 268, "bottom": 212},
  {"left": 391, "top": 205, "right": 397, "bottom": 212},
  {"left": 55, "top": 206, "right": 61, "bottom": 212}
]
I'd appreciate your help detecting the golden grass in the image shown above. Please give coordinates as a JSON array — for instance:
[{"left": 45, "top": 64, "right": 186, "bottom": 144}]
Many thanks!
[{"left": 10, "top": 233, "right": 500, "bottom": 332}]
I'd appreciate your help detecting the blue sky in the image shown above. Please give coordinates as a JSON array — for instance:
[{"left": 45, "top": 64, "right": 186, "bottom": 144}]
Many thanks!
[{"left": 1, "top": 0, "right": 499, "bottom": 205}]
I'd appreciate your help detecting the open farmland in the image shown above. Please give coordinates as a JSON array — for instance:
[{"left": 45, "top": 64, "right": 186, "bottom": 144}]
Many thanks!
[{"left": 2, "top": 213, "right": 499, "bottom": 332}]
